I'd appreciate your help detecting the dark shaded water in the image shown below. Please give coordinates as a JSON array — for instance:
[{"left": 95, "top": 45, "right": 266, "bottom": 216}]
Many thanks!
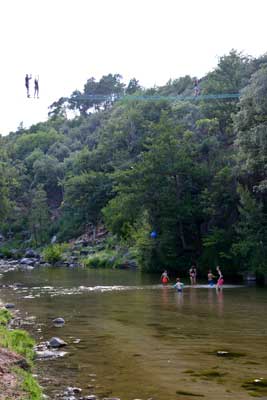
[{"left": 0, "top": 268, "right": 267, "bottom": 400}]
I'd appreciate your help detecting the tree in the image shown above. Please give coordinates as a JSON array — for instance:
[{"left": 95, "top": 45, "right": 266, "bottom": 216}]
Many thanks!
[
  {"left": 29, "top": 185, "right": 50, "bottom": 245},
  {"left": 232, "top": 186, "right": 267, "bottom": 273},
  {"left": 32, "top": 155, "right": 64, "bottom": 206},
  {"left": 200, "top": 50, "right": 253, "bottom": 132},
  {"left": 104, "top": 114, "right": 207, "bottom": 271},
  {"left": 52, "top": 74, "right": 126, "bottom": 116},
  {"left": 235, "top": 64, "right": 267, "bottom": 192},
  {"left": 0, "top": 163, "right": 10, "bottom": 225},
  {"left": 126, "top": 78, "right": 142, "bottom": 94},
  {"left": 61, "top": 172, "right": 112, "bottom": 238}
]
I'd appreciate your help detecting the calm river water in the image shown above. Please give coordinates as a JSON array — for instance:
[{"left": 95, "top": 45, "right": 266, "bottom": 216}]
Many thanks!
[{"left": 0, "top": 267, "right": 267, "bottom": 400}]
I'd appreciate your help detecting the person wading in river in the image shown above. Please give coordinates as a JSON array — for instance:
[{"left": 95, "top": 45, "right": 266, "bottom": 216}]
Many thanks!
[
  {"left": 189, "top": 265, "right": 197, "bottom": 285},
  {"left": 161, "top": 270, "right": 169, "bottom": 284},
  {"left": 216, "top": 266, "right": 224, "bottom": 290}
]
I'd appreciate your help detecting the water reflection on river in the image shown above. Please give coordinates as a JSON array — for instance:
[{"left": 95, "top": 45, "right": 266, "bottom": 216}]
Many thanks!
[{"left": 0, "top": 268, "right": 267, "bottom": 400}]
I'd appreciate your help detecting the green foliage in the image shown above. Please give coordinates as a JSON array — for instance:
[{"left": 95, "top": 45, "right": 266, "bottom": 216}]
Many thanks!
[
  {"left": 129, "top": 214, "right": 157, "bottom": 271},
  {"left": 82, "top": 242, "right": 138, "bottom": 269},
  {"left": 0, "top": 314, "right": 42, "bottom": 400},
  {"left": 42, "top": 243, "right": 68, "bottom": 264},
  {"left": 29, "top": 185, "right": 50, "bottom": 245},
  {"left": 16, "top": 368, "right": 43, "bottom": 400},
  {"left": 1, "top": 53, "right": 267, "bottom": 277},
  {"left": 232, "top": 186, "right": 267, "bottom": 273},
  {"left": 61, "top": 171, "right": 112, "bottom": 237},
  {"left": 0, "top": 309, "right": 12, "bottom": 325},
  {"left": 0, "top": 245, "right": 13, "bottom": 258},
  {"left": 235, "top": 65, "right": 267, "bottom": 189},
  {"left": 82, "top": 253, "right": 111, "bottom": 269},
  {"left": 0, "top": 327, "right": 35, "bottom": 364},
  {"left": 13, "top": 130, "right": 64, "bottom": 159},
  {"left": 0, "top": 163, "right": 10, "bottom": 224}
]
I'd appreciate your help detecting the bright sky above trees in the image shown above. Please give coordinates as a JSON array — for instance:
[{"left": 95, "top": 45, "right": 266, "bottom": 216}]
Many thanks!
[{"left": 1, "top": 0, "right": 267, "bottom": 135}]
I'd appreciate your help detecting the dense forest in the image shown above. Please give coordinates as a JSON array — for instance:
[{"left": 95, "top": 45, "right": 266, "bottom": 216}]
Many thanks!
[{"left": 1, "top": 50, "right": 267, "bottom": 277}]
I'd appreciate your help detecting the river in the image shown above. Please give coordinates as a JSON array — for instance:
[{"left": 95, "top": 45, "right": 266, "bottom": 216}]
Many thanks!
[{"left": 0, "top": 267, "right": 267, "bottom": 400}]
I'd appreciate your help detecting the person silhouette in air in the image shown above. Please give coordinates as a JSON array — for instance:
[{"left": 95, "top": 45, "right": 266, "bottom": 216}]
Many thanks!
[
  {"left": 25, "top": 74, "right": 32, "bottom": 98},
  {"left": 34, "top": 76, "right": 39, "bottom": 98}
]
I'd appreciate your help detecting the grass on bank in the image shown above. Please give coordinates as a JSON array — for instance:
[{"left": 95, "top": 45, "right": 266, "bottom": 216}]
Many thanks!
[
  {"left": 0, "top": 327, "right": 35, "bottom": 365},
  {"left": 82, "top": 247, "right": 138, "bottom": 269},
  {"left": 42, "top": 243, "right": 69, "bottom": 264},
  {"left": 14, "top": 367, "right": 43, "bottom": 400},
  {"left": 82, "top": 249, "right": 116, "bottom": 268},
  {"left": 0, "top": 308, "right": 12, "bottom": 325},
  {"left": 0, "top": 309, "right": 42, "bottom": 400}
]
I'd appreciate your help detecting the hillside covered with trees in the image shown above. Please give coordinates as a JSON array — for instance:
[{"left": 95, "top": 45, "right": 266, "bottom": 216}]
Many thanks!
[{"left": 1, "top": 50, "right": 267, "bottom": 277}]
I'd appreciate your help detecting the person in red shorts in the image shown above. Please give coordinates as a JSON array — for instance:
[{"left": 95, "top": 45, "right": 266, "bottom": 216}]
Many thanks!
[
  {"left": 216, "top": 266, "right": 224, "bottom": 290},
  {"left": 161, "top": 270, "right": 169, "bottom": 284}
]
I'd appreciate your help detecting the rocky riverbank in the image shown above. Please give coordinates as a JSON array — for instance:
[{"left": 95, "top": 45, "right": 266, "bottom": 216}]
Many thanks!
[
  {"left": 0, "top": 308, "right": 42, "bottom": 400},
  {"left": 0, "top": 235, "right": 138, "bottom": 276}
]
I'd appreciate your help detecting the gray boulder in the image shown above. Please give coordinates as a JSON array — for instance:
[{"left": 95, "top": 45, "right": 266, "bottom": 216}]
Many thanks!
[
  {"left": 20, "top": 258, "right": 36, "bottom": 265},
  {"left": 25, "top": 249, "right": 40, "bottom": 258},
  {"left": 35, "top": 350, "right": 67, "bottom": 359},
  {"left": 69, "top": 263, "right": 79, "bottom": 268},
  {"left": 5, "top": 303, "right": 15, "bottom": 309},
  {"left": 54, "top": 261, "right": 70, "bottom": 268},
  {"left": 66, "top": 387, "right": 82, "bottom": 394},
  {"left": 53, "top": 317, "right": 65, "bottom": 326},
  {"left": 48, "top": 337, "right": 67, "bottom": 348}
]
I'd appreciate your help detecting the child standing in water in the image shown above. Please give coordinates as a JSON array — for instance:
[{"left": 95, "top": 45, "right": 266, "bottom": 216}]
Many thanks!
[
  {"left": 208, "top": 269, "right": 215, "bottom": 286},
  {"left": 189, "top": 265, "right": 197, "bottom": 285},
  {"left": 161, "top": 270, "right": 169, "bottom": 284},
  {"left": 216, "top": 266, "right": 224, "bottom": 290},
  {"left": 174, "top": 277, "right": 184, "bottom": 293}
]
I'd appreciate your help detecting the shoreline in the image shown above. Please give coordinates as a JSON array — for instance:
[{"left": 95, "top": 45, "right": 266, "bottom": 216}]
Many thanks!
[{"left": 0, "top": 308, "right": 43, "bottom": 400}]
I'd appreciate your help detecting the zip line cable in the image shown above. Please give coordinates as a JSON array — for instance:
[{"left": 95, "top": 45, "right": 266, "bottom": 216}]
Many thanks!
[{"left": 60, "top": 93, "right": 240, "bottom": 102}]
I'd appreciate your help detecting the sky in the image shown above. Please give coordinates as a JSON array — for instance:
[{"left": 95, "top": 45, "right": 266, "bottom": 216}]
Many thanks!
[{"left": 0, "top": 0, "right": 267, "bottom": 135}]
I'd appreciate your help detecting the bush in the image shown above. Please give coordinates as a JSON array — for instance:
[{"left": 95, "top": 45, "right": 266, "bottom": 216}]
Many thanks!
[
  {"left": 0, "top": 309, "right": 12, "bottom": 325},
  {"left": 0, "top": 328, "right": 35, "bottom": 364},
  {"left": 82, "top": 247, "right": 138, "bottom": 269},
  {"left": 42, "top": 243, "right": 68, "bottom": 265},
  {"left": 82, "top": 254, "right": 110, "bottom": 268}
]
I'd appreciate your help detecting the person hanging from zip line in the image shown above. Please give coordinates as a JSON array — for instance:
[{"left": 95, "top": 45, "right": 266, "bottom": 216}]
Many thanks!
[
  {"left": 25, "top": 74, "right": 32, "bottom": 98},
  {"left": 34, "top": 76, "right": 39, "bottom": 98}
]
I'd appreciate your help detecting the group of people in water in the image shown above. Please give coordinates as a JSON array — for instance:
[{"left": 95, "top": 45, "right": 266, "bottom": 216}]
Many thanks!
[
  {"left": 25, "top": 74, "right": 39, "bottom": 98},
  {"left": 160, "top": 265, "right": 224, "bottom": 292}
]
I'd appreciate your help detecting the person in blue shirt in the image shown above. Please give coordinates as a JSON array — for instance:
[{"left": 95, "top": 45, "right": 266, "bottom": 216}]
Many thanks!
[{"left": 174, "top": 277, "right": 184, "bottom": 293}]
